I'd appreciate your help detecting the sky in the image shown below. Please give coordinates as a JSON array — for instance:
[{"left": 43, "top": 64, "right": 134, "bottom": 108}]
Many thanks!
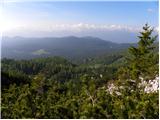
[{"left": 1, "top": 1, "right": 159, "bottom": 43}]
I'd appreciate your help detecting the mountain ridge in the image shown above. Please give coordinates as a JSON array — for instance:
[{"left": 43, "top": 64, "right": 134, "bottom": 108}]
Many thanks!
[{"left": 2, "top": 36, "right": 136, "bottom": 61}]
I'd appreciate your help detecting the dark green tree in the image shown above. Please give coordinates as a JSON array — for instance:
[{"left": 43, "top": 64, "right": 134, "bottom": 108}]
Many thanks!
[
  {"left": 118, "top": 24, "right": 158, "bottom": 85},
  {"left": 127, "top": 24, "right": 158, "bottom": 81},
  {"left": 115, "top": 24, "right": 159, "bottom": 119}
]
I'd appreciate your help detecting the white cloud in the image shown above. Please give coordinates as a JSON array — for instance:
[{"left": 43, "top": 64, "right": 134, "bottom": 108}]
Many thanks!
[
  {"left": 147, "top": 8, "right": 155, "bottom": 13},
  {"left": 155, "top": 26, "right": 159, "bottom": 32},
  {"left": 4, "top": 22, "right": 158, "bottom": 43},
  {"left": 5, "top": 22, "right": 141, "bottom": 32},
  {"left": 30, "top": 23, "right": 141, "bottom": 32}
]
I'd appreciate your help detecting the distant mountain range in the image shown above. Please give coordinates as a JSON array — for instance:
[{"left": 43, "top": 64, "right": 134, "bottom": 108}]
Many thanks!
[{"left": 2, "top": 36, "right": 136, "bottom": 60}]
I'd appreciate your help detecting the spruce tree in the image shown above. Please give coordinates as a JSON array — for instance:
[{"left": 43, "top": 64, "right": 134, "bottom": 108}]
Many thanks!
[
  {"left": 126, "top": 23, "right": 158, "bottom": 82},
  {"left": 117, "top": 24, "right": 158, "bottom": 95}
]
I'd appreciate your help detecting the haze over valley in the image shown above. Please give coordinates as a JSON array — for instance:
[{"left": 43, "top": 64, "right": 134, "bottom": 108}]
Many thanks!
[{"left": 1, "top": 1, "right": 159, "bottom": 119}]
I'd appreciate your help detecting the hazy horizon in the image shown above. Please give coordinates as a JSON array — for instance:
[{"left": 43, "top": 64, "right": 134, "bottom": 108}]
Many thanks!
[{"left": 1, "top": 1, "right": 158, "bottom": 43}]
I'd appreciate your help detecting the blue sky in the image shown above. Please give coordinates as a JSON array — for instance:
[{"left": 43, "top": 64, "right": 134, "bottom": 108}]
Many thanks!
[
  {"left": 1, "top": 1, "right": 159, "bottom": 42},
  {"left": 3, "top": 1, "right": 158, "bottom": 25}
]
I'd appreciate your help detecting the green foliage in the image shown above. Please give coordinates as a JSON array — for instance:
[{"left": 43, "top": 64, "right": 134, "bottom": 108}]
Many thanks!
[
  {"left": 125, "top": 24, "right": 158, "bottom": 81},
  {"left": 1, "top": 24, "right": 159, "bottom": 119},
  {"left": 115, "top": 24, "right": 159, "bottom": 118}
]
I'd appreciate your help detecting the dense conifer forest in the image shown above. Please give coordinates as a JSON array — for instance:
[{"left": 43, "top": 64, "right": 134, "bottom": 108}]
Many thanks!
[{"left": 1, "top": 24, "right": 159, "bottom": 118}]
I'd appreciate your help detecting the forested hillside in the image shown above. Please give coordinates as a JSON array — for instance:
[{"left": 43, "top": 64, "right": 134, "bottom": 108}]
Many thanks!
[
  {"left": 1, "top": 24, "right": 159, "bottom": 118},
  {"left": 2, "top": 36, "right": 136, "bottom": 61}
]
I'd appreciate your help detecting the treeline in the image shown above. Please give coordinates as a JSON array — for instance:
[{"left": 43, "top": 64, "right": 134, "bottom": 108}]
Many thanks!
[{"left": 1, "top": 24, "right": 159, "bottom": 118}]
